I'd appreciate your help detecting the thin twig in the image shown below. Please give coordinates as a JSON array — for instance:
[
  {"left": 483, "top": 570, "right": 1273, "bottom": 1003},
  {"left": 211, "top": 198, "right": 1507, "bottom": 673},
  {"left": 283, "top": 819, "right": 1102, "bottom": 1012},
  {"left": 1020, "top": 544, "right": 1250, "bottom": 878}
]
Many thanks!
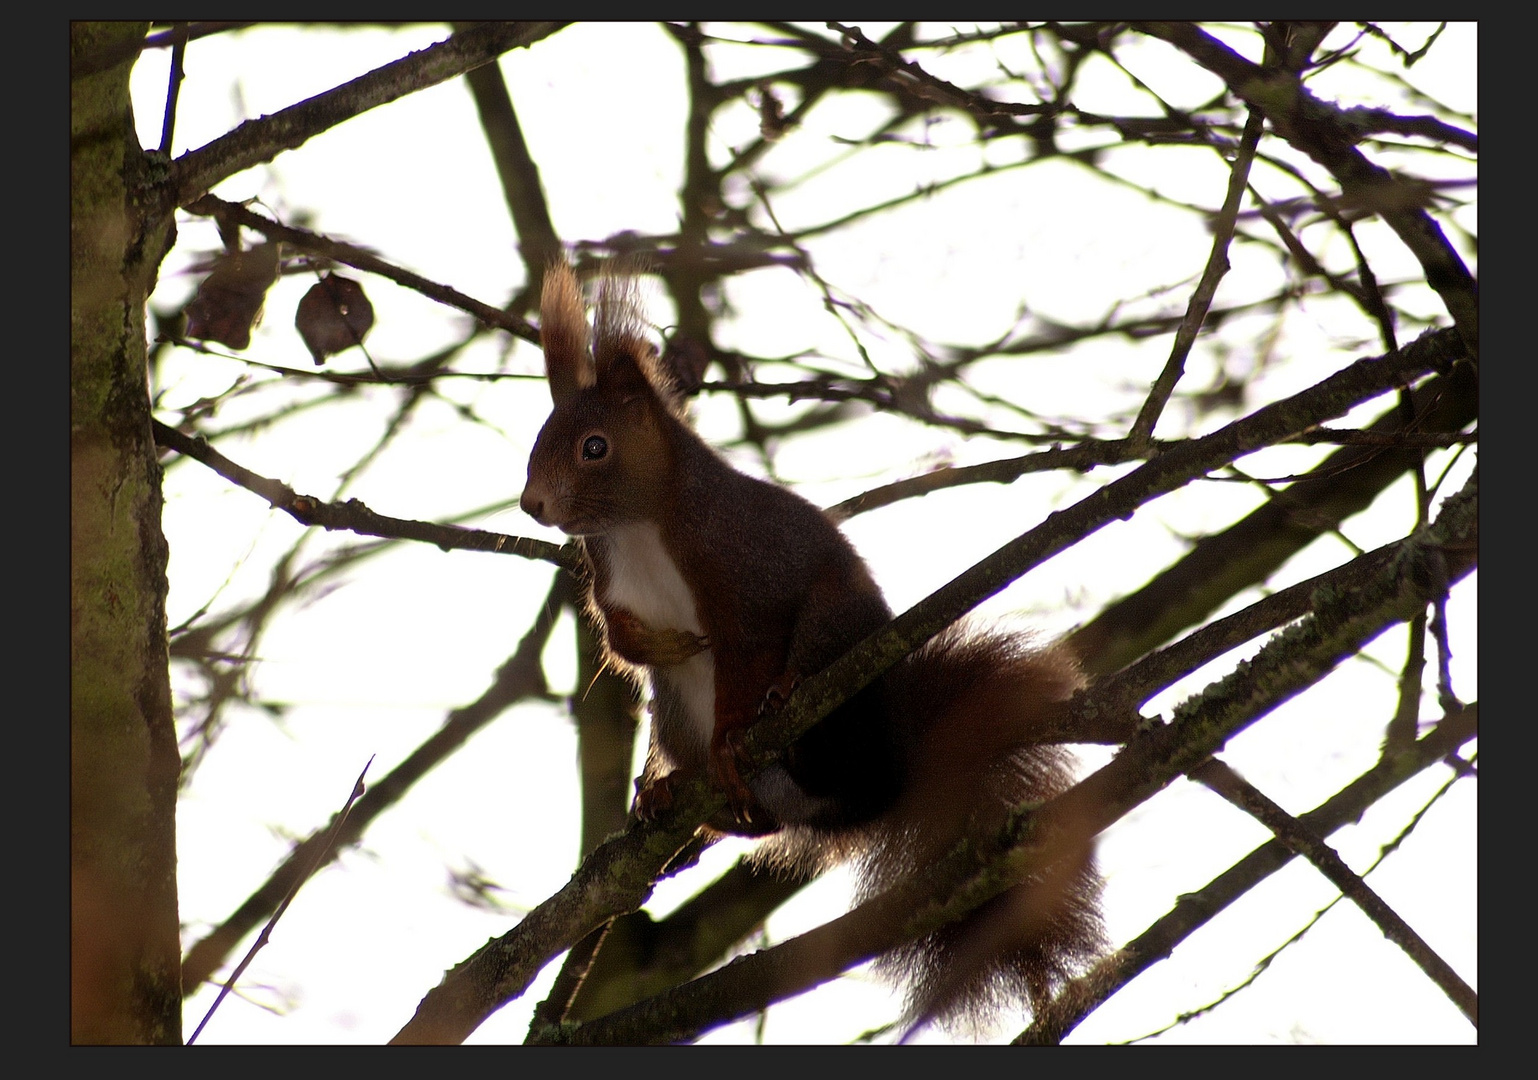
[
  {"left": 157, "top": 22, "right": 187, "bottom": 155},
  {"left": 1130, "top": 107, "right": 1265, "bottom": 443},
  {"left": 187, "top": 757, "right": 374, "bottom": 1044}
]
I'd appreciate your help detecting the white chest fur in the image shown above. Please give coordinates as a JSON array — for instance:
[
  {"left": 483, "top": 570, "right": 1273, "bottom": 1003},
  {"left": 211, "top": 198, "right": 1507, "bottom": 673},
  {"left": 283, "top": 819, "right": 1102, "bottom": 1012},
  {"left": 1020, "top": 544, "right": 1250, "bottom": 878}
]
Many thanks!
[
  {"left": 600, "top": 522, "right": 716, "bottom": 750},
  {"left": 600, "top": 522, "right": 704, "bottom": 635}
]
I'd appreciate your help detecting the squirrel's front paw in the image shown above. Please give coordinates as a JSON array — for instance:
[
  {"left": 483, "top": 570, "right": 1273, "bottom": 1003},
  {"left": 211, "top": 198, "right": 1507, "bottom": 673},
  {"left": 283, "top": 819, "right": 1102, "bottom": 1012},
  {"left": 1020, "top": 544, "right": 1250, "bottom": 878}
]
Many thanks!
[
  {"left": 633, "top": 773, "right": 678, "bottom": 822},
  {"left": 605, "top": 608, "right": 709, "bottom": 667}
]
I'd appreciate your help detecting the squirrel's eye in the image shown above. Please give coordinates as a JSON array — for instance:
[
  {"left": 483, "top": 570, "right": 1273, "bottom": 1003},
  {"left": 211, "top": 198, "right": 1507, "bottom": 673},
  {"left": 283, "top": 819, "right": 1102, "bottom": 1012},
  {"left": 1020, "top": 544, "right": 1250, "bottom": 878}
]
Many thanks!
[{"left": 581, "top": 435, "right": 608, "bottom": 461}]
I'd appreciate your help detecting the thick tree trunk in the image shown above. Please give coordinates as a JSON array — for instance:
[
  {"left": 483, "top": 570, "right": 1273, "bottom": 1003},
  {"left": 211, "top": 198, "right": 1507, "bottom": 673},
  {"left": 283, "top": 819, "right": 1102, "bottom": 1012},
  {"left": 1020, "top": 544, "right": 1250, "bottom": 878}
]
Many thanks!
[{"left": 70, "top": 21, "right": 183, "bottom": 1044}]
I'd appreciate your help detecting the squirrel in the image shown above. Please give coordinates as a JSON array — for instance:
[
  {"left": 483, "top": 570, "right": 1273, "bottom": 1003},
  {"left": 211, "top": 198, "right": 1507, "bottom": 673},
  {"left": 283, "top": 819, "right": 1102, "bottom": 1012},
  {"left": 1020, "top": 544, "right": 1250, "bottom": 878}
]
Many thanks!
[{"left": 519, "top": 262, "right": 1106, "bottom": 1035}]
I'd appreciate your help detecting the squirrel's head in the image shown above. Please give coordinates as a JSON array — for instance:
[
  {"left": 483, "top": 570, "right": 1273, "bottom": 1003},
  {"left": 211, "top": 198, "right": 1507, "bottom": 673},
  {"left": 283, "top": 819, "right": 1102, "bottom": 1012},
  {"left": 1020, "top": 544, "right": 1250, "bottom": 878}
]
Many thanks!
[{"left": 520, "top": 261, "right": 682, "bottom": 536}]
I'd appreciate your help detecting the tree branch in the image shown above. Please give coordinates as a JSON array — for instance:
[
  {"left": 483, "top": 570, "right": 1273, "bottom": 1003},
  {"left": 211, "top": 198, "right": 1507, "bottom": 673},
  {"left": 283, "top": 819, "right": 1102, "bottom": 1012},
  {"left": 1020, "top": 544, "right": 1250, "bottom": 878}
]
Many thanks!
[
  {"left": 181, "top": 572, "right": 571, "bottom": 991},
  {"left": 1018, "top": 700, "right": 1477, "bottom": 1043},
  {"left": 1130, "top": 106, "right": 1265, "bottom": 442},
  {"left": 1069, "top": 357, "right": 1475, "bottom": 675},
  {"left": 169, "top": 22, "right": 568, "bottom": 209},
  {"left": 1131, "top": 22, "right": 1477, "bottom": 359},
  {"left": 151, "top": 418, "right": 575, "bottom": 569},
  {"left": 182, "top": 195, "right": 540, "bottom": 344},
  {"left": 1191, "top": 758, "right": 1476, "bottom": 1025}
]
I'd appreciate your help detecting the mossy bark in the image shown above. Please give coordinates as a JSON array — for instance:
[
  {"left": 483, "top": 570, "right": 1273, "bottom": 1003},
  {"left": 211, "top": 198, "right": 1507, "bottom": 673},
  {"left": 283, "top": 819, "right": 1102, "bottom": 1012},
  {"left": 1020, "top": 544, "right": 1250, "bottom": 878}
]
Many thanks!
[{"left": 70, "top": 21, "right": 183, "bottom": 1045}]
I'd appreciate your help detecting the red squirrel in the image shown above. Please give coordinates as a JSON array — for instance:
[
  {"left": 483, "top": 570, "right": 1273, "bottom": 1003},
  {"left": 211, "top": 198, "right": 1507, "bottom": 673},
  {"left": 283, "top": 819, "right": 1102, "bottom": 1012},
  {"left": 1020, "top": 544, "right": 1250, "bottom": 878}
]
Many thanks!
[{"left": 520, "top": 262, "right": 1105, "bottom": 1033}]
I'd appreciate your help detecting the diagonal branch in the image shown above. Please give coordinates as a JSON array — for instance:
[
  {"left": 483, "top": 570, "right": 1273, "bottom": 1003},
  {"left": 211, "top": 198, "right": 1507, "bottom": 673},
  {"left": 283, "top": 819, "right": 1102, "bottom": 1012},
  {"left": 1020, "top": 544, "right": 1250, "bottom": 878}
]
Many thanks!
[
  {"left": 1191, "top": 759, "right": 1476, "bottom": 1024},
  {"left": 1018, "top": 699, "right": 1477, "bottom": 1044},
  {"left": 169, "top": 22, "right": 568, "bottom": 208},
  {"left": 455, "top": 24, "right": 563, "bottom": 295},
  {"left": 742, "top": 328, "right": 1466, "bottom": 769},
  {"left": 180, "top": 572, "right": 572, "bottom": 992},
  {"left": 1069, "top": 358, "right": 1475, "bottom": 675},
  {"left": 187, "top": 758, "right": 373, "bottom": 1042}
]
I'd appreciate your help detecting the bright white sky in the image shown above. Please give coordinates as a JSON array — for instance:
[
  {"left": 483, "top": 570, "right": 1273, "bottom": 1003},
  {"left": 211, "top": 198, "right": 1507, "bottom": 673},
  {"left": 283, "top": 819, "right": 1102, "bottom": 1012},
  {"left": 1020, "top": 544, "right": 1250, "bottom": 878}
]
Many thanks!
[{"left": 129, "top": 22, "right": 1476, "bottom": 1045}]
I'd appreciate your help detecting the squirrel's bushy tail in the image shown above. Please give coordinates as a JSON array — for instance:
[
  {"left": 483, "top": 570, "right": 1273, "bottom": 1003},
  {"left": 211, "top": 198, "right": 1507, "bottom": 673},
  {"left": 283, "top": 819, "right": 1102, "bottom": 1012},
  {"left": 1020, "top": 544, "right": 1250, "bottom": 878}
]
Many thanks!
[
  {"left": 757, "top": 625, "right": 1107, "bottom": 1033},
  {"left": 876, "top": 627, "right": 1106, "bottom": 1032}
]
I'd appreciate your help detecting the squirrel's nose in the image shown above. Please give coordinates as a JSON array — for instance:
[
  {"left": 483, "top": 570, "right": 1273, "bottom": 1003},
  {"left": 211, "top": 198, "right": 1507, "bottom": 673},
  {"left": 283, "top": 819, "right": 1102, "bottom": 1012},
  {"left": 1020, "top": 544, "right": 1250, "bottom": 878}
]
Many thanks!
[{"left": 519, "top": 486, "right": 545, "bottom": 523}]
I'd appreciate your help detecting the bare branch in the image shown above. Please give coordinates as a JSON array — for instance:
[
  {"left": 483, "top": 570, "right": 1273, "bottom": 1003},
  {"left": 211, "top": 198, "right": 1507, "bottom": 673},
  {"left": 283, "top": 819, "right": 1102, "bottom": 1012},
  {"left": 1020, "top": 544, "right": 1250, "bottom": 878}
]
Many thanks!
[
  {"left": 151, "top": 418, "right": 574, "bottom": 569},
  {"left": 170, "top": 22, "right": 569, "bottom": 208}
]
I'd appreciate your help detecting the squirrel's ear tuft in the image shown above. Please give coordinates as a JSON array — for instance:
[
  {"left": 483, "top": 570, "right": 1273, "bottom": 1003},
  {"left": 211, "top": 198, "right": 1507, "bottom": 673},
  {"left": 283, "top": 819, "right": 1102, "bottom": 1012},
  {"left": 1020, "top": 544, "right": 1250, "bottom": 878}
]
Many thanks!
[
  {"left": 540, "top": 261, "right": 594, "bottom": 403},
  {"left": 593, "top": 264, "right": 684, "bottom": 412}
]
